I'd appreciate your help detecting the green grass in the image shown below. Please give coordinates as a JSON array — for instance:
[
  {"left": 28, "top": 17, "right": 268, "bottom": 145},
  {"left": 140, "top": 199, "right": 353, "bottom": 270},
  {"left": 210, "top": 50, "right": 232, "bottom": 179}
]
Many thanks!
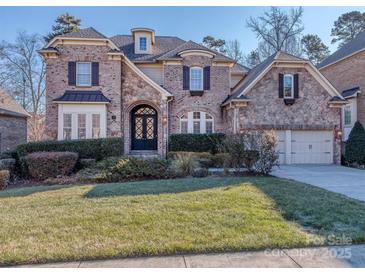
[{"left": 0, "top": 176, "right": 364, "bottom": 266}]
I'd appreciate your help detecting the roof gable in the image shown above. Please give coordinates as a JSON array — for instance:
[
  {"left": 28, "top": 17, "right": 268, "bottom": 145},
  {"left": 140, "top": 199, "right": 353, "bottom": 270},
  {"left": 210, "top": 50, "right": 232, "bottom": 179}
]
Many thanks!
[
  {"left": 318, "top": 30, "right": 365, "bottom": 69},
  {"left": 0, "top": 88, "right": 29, "bottom": 117}
]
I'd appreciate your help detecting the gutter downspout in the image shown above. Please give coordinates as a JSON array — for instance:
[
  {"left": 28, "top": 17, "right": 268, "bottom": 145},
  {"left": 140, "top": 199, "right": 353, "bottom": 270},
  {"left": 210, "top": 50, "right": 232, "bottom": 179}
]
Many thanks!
[{"left": 166, "top": 96, "right": 173, "bottom": 158}]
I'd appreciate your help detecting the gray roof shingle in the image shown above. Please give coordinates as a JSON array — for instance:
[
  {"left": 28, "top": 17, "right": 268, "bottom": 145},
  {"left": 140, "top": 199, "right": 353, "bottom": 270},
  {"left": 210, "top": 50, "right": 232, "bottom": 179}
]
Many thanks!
[
  {"left": 110, "top": 35, "right": 186, "bottom": 62},
  {"left": 318, "top": 31, "right": 365, "bottom": 69},
  {"left": 60, "top": 27, "right": 107, "bottom": 39},
  {"left": 342, "top": 87, "right": 361, "bottom": 98},
  {"left": 54, "top": 90, "right": 111, "bottom": 103}
]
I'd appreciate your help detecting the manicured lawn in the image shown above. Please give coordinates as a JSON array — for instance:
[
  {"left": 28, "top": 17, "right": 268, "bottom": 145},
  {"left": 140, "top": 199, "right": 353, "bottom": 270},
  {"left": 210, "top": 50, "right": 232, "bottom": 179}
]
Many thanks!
[{"left": 0, "top": 176, "right": 365, "bottom": 266}]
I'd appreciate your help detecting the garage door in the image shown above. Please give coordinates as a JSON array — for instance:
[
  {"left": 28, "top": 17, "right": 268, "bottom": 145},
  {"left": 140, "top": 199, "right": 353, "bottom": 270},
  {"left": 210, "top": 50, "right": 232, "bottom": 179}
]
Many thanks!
[{"left": 275, "top": 130, "right": 333, "bottom": 164}]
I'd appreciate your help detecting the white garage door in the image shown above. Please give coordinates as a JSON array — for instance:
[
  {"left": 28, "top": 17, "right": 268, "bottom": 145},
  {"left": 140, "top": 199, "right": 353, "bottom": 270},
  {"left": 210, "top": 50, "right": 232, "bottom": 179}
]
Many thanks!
[{"left": 275, "top": 130, "right": 333, "bottom": 164}]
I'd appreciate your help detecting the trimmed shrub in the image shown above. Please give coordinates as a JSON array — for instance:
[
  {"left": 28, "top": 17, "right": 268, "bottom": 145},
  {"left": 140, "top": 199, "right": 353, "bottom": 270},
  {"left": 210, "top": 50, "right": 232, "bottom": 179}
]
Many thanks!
[
  {"left": 16, "top": 138, "right": 123, "bottom": 161},
  {"left": 220, "top": 130, "right": 279, "bottom": 174},
  {"left": 167, "top": 151, "right": 229, "bottom": 168},
  {"left": 78, "top": 157, "right": 171, "bottom": 183},
  {"left": 79, "top": 158, "right": 96, "bottom": 169},
  {"left": 169, "top": 133, "right": 225, "bottom": 153},
  {"left": 192, "top": 167, "right": 209, "bottom": 178},
  {"left": 25, "top": 152, "right": 79, "bottom": 180},
  {"left": 169, "top": 153, "right": 199, "bottom": 176},
  {"left": 0, "top": 170, "right": 10, "bottom": 190},
  {"left": 345, "top": 121, "right": 365, "bottom": 165}
]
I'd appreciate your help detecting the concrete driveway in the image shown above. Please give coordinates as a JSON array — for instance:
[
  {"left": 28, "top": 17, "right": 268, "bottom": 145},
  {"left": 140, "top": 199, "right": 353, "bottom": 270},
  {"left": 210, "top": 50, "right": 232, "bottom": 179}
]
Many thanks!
[{"left": 271, "top": 165, "right": 365, "bottom": 202}]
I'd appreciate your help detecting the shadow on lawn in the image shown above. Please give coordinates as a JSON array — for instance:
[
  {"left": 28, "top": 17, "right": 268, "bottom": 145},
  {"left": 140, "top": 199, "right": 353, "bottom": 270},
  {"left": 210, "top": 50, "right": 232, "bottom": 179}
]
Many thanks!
[
  {"left": 0, "top": 185, "right": 73, "bottom": 198},
  {"left": 85, "top": 177, "right": 247, "bottom": 198}
]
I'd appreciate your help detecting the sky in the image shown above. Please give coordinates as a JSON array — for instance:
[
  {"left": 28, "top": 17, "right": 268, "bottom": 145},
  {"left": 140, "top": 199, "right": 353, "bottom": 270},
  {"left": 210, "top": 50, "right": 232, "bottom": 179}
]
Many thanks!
[{"left": 1, "top": 6, "right": 365, "bottom": 54}]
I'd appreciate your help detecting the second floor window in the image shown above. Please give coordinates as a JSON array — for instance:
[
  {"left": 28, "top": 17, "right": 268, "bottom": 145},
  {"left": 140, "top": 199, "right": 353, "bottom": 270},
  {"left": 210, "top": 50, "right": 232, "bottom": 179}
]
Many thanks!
[
  {"left": 139, "top": 37, "right": 147, "bottom": 51},
  {"left": 76, "top": 62, "right": 91, "bottom": 86},
  {"left": 283, "top": 74, "right": 294, "bottom": 98},
  {"left": 190, "top": 67, "right": 203, "bottom": 91}
]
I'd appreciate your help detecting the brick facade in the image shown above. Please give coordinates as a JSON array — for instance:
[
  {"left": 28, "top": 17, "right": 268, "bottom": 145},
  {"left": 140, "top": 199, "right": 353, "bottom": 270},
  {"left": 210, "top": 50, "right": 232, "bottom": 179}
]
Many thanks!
[
  {"left": 164, "top": 56, "right": 231, "bottom": 134},
  {"left": 231, "top": 66, "right": 342, "bottom": 164},
  {"left": 320, "top": 50, "right": 365, "bottom": 127},
  {"left": 0, "top": 115, "right": 27, "bottom": 153},
  {"left": 45, "top": 44, "right": 122, "bottom": 139}
]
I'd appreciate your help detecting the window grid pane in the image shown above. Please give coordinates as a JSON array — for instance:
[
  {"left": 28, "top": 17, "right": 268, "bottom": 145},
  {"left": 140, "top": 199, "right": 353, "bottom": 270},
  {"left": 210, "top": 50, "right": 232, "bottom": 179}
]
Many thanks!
[
  {"left": 190, "top": 68, "right": 203, "bottom": 90},
  {"left": 344, "top": 107, "right": 351, "bottom": 125},
  {"left": 181, "top": 120, "right": 188, "bottom": 133},
  {"left": 78, "top": 114, "right": 86, "bottom": 139},
  {"left": 63, "top": 114, "right": 72, "bottom": 140},
  {"left": 284, "top": 75, "right": 293, "bottom": 98},
  {"left": 140, "top": 37, "right": 147, "bottom": 51},
  {"left": 76, "top": 63, "right": 91, "bottom": 86},
  {"left": 92, "top": 114, "right": 101, "bottom": 138},
  {"left": 193, "top": 121, "right": 200, "bottom": 134},
  {"left": 206, "top": 121, "right": 213, "bottom": 134}
]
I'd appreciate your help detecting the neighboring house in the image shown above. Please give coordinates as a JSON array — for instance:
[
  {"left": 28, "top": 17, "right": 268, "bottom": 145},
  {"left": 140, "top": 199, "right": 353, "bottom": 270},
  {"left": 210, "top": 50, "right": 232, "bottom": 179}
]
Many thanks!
[
  {"left": 318, "top": 31, "right": 365, "bottom": 142},
  {"left": 39, "top": 27, "right": 345, "bottom": 164},
  {"left": 0, "top": 88, "right": 29, "bottom": 153}
]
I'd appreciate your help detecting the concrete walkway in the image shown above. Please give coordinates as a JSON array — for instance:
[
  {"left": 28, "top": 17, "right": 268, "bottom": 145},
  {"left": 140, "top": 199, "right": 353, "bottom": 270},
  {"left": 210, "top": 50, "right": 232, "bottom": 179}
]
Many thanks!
[
  {"left": 271, "top": 165, "right": 365, "bottom": 202},
  {"left": 13, "top": 245, "right": 365, "bottom": 268}
]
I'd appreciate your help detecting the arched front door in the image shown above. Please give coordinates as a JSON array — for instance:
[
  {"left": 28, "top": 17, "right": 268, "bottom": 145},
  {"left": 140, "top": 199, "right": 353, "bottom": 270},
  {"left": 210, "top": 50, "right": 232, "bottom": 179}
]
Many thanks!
[{"left": 131, "top": 105, "right": 158, "bottom": 150}]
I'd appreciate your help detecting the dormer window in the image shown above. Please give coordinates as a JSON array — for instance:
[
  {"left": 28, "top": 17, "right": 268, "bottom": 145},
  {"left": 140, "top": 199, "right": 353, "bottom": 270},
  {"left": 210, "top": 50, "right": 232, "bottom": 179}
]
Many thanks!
[
  {"left": 283, "top": 74, "right": 294, "bottom": 99},
  {"left": 139, "top": 37, "right": 147, "bottom": 51},
  {"left": 190, "top": 67, "right": 203, "bottom": 91}
]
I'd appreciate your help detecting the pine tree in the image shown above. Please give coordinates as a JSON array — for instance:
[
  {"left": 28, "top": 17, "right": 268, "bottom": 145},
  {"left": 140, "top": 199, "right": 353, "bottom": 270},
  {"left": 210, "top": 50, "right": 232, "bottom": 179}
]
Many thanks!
[
  {"left": 44, "top": 13, "right": 81, "bottom": 42},
  {"left": 345, "top": 121, "right": 365, "bottom": 165}
]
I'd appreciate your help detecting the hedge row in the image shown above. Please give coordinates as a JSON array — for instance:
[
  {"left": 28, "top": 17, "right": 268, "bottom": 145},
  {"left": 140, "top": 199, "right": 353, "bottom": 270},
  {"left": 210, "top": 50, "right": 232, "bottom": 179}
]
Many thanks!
[
  {"left": 169, "top": 133, "right": 225, "bottom": 154},
  {"left": 16, "top": 138, "right": 123, "bottom": 160}
]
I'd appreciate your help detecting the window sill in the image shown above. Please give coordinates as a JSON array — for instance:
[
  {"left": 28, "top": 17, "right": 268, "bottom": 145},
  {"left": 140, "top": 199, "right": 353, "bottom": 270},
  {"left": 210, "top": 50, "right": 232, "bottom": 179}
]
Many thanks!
[
  {"left": 284, "top": 98, "right": 295, "bottom": 105},
  {"left": 190, "top": 90, "right": 204, "bottom": 96}
]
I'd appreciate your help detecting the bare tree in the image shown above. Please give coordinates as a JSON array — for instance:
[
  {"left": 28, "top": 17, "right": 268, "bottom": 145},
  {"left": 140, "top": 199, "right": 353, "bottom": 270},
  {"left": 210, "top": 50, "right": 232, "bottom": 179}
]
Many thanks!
[
  {"left": 0, "top": 31, "right": 46, "bottom": 140},
  {"left": 247, "top": 7, "right": 304, "bottom": 58},
  {"left": 244, "top": 49, "right": 262, "bottom": 68},
  {"left": 225, "top": 39, "right": 244, "bottom": 63}
]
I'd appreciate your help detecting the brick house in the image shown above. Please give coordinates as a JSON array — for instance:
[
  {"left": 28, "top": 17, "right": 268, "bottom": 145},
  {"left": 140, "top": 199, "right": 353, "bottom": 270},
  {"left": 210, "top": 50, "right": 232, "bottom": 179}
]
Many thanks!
[
  {"left": 39, "top": 27, "right": 346, "bottom": 164},
  {"left": 318, "top": 31, "right": 365, "bottom": 142},
  {"left": 0, "top": 88, "right": 29, "bottom": 153}
]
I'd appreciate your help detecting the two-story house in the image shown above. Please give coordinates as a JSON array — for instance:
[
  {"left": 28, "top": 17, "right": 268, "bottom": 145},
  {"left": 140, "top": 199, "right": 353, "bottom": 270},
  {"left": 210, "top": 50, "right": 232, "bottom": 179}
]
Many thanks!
[{"left": 39, "top": 27, "right": 346, "bottom": 164}]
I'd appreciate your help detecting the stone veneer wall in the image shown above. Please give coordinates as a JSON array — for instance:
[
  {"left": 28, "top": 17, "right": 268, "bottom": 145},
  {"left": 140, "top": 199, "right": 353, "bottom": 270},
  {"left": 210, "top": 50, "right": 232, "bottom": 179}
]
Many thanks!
[
  {"left": 0, "top": 115, "right": 27, "bottom": 153},
  {"left": 44, "top": 44, "right": 122, "bottom": 139},
  {"left": 121, "top": 62, "right": 168, "bottom": 156},
  {"left": 235, "top": 66, "right": 341, "bottom": 163},
  {"left": 163, "top": 56, "right": 231, "bottom": 134},
  {"left": 320, "top": 50, "right": 365, "bottom": 127}
]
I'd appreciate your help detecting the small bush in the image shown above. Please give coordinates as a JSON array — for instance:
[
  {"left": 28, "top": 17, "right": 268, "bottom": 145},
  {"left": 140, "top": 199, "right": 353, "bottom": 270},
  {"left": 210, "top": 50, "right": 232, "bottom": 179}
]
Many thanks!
[
  {"left": 169, "top": 153, "right": 199, "bottom": 176},
  {"left": 25, "top": 152, "right": 79, "bottom": 180},
  {"left": 192, "top": 167, "right": 209, "bottom": 178},
  {"left": 220, "top": 130, "right": 279, "bottom": 174},
  {"left": 167, "top": 151, "right": 229, "bottom": 168},
  {"left": 169, "top": 133, "right": 225, "bottom": 153},
  {"left": 0, "top": 170, "right": 10, "bottom": 190},
  {"left": 345, "top": 121, "right": 365, "bottom": 165},
  {"left": 79, "top": 157, "right": 171, "bottom": 183},
  {"left": 16, "top": 138, "right": 123, "bottom": 161}
]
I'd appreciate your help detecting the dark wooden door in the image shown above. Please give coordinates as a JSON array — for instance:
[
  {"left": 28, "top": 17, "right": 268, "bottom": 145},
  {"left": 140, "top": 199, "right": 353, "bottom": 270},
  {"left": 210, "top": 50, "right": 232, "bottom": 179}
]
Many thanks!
[{"left": 131, "top": 105, "right": 158, "bottom": 150}]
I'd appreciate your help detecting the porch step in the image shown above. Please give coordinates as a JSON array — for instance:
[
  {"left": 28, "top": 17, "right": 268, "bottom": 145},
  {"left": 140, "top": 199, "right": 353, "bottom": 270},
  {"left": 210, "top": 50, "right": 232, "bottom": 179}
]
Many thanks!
[{"left": 128, "top": 150, "right": 160, "bottom": 159}]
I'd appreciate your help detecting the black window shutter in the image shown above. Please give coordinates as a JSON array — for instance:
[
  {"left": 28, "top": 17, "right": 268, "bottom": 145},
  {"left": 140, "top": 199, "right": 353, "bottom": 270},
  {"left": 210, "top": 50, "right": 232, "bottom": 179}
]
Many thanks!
[
  {"left": 294, "top": 74, "right": 299, "bottom": 98},
  {"left": 68, "top": 62, "right": 76, "bottom": 86},
  {"left": 278, "top": 73, "right": 284, "bottom": 98},
  {"left": 183, "top": 66, "right": 190, "bottom": 90},
  {"left": 92, "top": 62, "right": 99, "bottom": 86},
  {"left": 203, "top": 66, "right": 210, "bottom": 90}
]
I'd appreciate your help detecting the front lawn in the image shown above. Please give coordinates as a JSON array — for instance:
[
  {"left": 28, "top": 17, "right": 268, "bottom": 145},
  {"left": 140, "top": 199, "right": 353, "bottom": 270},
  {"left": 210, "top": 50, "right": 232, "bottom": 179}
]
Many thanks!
[{"left": 0, "top": 177, "right": 365, "bottom": 266}]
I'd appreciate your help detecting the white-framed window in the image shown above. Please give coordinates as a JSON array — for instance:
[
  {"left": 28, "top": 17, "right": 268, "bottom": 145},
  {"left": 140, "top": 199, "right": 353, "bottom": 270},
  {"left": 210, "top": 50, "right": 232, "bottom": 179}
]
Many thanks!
[
  {"left": 180, "top": 111, "right": 214, "bottom": 134},
  {"left": 63, "top": 113, "right": 72, "bottom": 140},
  {"left": 139, "top": 37, "right": 147, "bottom": 51},
  {"left": 78, "top": 114, "right": 86, "bottom": 139},
  {"left": 190, "top": 67, "right": 203, "bottom": 91},
  {"left": 76, "top": 62, "right": 91, "bottom": 86},
  {"left": 92, "top": 114, "right": 101, "bottom": 138},
  {"left": 58, "top": 104, "right": 107, "bottom": 140},
  {"left": 283, "top": 74, "right": 294, "bottom": 98},
  {"left": 344, "top": 106, "right": 352, "bottom": 126}
]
